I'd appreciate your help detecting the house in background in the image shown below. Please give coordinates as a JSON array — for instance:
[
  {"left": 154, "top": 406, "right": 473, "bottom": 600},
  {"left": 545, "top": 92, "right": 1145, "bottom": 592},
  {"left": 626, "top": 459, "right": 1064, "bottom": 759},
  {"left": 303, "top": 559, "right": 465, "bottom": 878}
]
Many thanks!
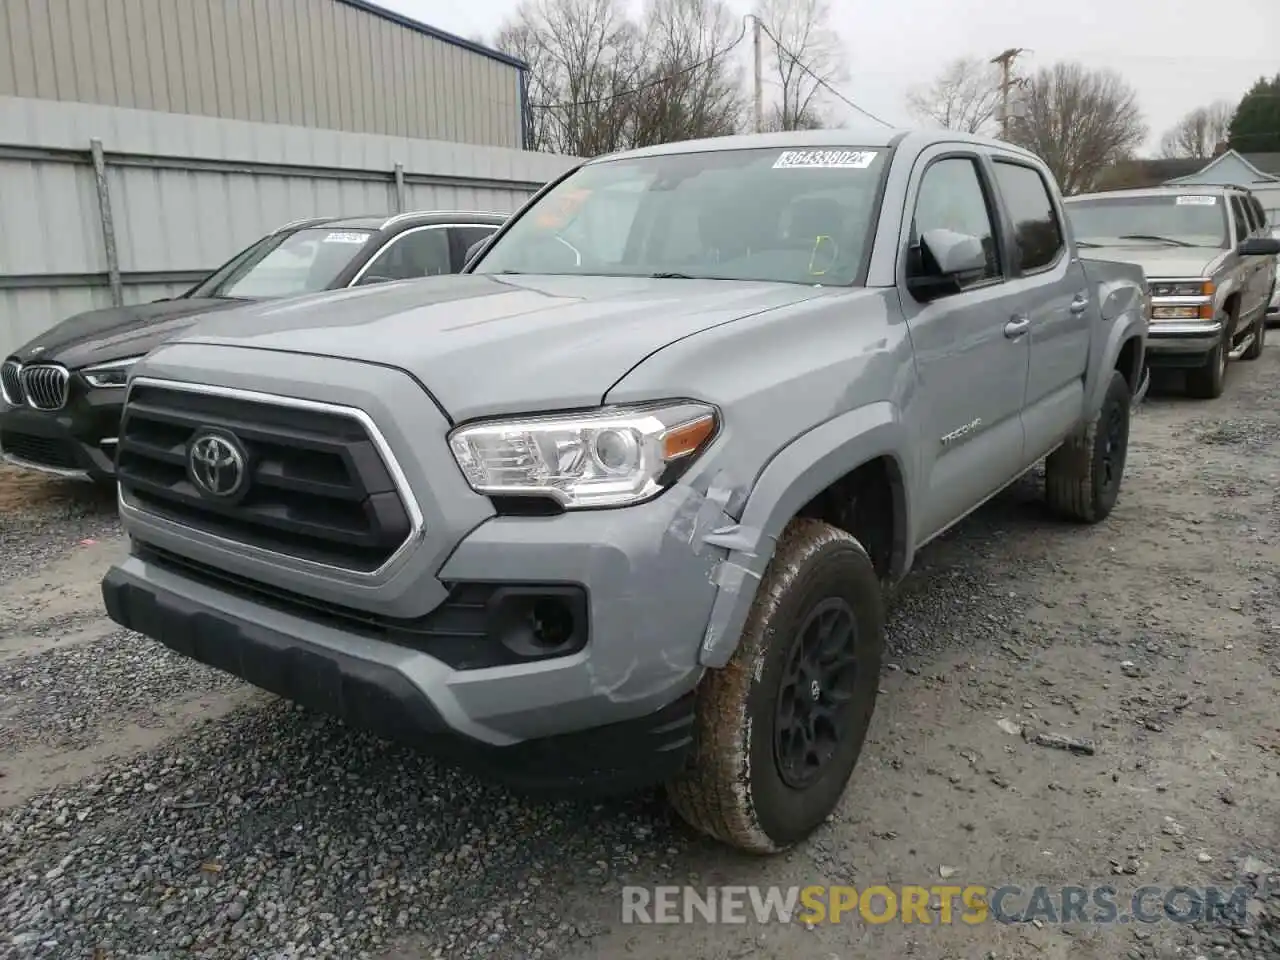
[
  {"left": 1094, "top": 150, "right": 1280, "bottom": 225},
  {"left": 1164, "top": 151, "right": 1280, "bottom": 226}
]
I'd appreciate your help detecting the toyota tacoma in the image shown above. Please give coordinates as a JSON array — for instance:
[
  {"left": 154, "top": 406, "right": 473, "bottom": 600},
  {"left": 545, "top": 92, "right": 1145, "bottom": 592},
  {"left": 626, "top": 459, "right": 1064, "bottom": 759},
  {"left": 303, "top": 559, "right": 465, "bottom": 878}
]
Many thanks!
[{"left": 102, "top": 129, "right": 1149, "bottom": 854}]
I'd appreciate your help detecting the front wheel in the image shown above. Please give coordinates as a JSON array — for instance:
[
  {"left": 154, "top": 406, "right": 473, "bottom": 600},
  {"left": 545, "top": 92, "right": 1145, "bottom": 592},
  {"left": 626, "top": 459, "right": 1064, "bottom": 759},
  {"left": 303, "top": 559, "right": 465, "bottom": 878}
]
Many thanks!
[
  {"left": 666, "top": 518, "right": 884, "bottom": 853},
  {"left": 1044, "top": 369, "right": 1131, "bottom": 523},
  {"left": 1186, "top": 322, "right": 1229, "bottom": 398}
]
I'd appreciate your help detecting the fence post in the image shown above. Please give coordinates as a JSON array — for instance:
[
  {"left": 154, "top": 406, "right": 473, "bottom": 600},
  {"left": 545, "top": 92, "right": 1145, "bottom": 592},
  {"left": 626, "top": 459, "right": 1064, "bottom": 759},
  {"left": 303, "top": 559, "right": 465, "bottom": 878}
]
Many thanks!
[
  {"left": 89, "top": 138, "right": 124, "bottom": 308},
  {"left": 393, "top": 162, "right": 406, "bottom": 213}
]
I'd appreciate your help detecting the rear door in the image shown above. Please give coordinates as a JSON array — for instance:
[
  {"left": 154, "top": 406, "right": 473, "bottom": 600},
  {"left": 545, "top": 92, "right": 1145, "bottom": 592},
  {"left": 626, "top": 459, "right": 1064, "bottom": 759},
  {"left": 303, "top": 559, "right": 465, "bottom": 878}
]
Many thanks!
[
  {"left": 896, "top": 147, "right": 1031, "bottom": 543},
  {"left": 987, "top": 154, "right": 1091, "bottom": 462}
]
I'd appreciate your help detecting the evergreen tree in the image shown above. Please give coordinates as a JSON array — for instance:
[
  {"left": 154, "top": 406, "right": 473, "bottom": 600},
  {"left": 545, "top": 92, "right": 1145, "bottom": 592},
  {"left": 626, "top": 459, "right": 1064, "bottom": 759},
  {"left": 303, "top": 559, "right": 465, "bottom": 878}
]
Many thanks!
[{"left": 1227, "top": 74, "right": 1280, "bottom": 153}]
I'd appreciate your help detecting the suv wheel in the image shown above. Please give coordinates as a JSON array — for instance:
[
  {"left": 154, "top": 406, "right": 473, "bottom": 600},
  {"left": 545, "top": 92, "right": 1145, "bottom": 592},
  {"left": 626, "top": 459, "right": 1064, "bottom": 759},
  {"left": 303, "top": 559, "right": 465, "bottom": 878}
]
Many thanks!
[
  {"left": 1044, "top": 369, "right": 1131, "bottom": 523},
  {"left": 1186, "top": 315, "right": 1229, "bottom": 398},
  {"left": 666, "top": 518, "right": 884, "bottom": 853}
]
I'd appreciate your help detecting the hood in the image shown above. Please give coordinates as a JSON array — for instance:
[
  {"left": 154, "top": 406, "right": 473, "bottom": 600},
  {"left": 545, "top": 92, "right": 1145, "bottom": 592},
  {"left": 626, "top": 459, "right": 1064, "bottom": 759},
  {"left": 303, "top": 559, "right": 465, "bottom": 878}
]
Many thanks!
[
  {"left": 173, "top": 274, "right": 828, "bottom": 421},
  {"left": 11, "top": 298, "right": 251, "bottom": 369},
  {"left": 1077, "top": 244, "right": 1226, "bottom": 279}
]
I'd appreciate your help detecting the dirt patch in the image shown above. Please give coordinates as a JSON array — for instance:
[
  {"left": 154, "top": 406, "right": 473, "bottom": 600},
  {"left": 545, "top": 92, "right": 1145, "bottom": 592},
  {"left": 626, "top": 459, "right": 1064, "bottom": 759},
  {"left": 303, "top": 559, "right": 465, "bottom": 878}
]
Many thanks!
[{"left": 0, "top": 465, "right": 94, "bottom": 514}]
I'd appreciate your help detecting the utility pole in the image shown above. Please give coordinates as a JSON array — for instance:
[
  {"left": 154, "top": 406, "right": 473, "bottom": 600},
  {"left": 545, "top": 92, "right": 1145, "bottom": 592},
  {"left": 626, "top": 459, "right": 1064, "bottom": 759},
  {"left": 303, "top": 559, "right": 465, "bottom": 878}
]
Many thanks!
[
  {"left": 752, "top": 15, "right": 764, "bottom": 134},
  {"left": 990, "top": 47, "right": 1025, "bottom": 139}
]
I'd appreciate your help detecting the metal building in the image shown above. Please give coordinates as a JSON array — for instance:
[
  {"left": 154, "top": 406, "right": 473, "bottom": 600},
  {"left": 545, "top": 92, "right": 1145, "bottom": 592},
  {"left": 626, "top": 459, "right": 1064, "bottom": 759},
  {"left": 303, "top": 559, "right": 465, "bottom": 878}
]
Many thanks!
[{"left": 0, "top": 0, "right": 530, "bottom": 150}]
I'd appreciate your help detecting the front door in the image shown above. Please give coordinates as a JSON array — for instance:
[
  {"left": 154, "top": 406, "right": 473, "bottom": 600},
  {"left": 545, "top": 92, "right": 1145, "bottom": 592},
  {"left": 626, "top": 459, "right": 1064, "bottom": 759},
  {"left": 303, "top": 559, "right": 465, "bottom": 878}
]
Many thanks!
[{"left": 897, "top": 148, "right": 1031, "bottom": 543}]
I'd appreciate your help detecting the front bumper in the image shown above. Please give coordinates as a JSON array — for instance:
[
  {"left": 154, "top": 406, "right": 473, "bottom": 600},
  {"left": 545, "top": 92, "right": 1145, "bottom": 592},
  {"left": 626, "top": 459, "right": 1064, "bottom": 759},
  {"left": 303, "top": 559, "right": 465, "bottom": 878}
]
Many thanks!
[
  {"left": 0, "top": 392, "right": 123, "bottom": 481},
  {"left": 1144, "top": 319, "right": 1224, "bottom": 368},
  {"left": 103, "top": 475, "right": 729, "bottom": 788}
]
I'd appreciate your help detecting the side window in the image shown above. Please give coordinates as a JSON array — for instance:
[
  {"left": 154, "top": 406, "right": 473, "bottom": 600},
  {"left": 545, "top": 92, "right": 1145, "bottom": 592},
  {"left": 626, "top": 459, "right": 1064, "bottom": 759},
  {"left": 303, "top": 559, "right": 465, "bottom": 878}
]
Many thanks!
[
  {"left": 358, "top": 228, "right": 451, "bottom": 284},
  {"left": 992, "top": 160, "right": 1065, "bottom": 272},
  {"left": 1229, "top": 196, "right": 1249, "bottom": 242},
  {"left": 450, "top": 225, "right": 498, "bottom": 270},
  {"left": 1250, "top": 196, "right": 1269, "bottom": 230},
  {"left": 911, "top": 156, "right": 1002, "bottom": 288}
]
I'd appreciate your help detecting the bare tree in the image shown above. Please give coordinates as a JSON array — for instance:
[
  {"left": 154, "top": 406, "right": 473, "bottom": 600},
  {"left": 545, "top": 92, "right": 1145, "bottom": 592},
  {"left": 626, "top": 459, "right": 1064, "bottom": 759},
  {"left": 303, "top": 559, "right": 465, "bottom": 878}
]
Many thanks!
[
  {"left": 629, "top": 0, "right": 746, "bottom": 146},
  {"left": 1159, "top": 100, "right": 1234, "bottom": 159},
  {"left": 495, "top": 0, "right": 647, "bottom": 156},
  {"left": 754, "top": 0, "right": 847, "bottom": 131},
  {"left": 1007, "top": 62, "right": 1147, "bottom": 196},
  {"left": 906, "top": 56, "right": 1001, "bottom": 135}
]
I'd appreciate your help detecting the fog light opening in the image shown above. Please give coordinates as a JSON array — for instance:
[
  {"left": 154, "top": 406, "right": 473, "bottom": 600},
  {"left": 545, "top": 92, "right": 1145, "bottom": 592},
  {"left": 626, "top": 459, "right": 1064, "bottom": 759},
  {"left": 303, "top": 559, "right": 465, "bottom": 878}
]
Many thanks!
[{"left": 530, "top": 597, "right": 574, "bottom": 648}]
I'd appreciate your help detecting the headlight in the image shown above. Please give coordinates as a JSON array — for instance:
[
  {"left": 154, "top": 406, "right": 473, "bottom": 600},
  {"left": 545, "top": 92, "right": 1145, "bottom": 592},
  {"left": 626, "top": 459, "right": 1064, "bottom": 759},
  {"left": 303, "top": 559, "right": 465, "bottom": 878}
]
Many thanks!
[
  {"left": 448, "top": 401, "right": 719, "bottom": 508},
  {"left": 80, "top": 356, "right": 142, "bottom": 388},
  {"left": 1149, "top": 279, "right": 1214, "bottom": 298}
]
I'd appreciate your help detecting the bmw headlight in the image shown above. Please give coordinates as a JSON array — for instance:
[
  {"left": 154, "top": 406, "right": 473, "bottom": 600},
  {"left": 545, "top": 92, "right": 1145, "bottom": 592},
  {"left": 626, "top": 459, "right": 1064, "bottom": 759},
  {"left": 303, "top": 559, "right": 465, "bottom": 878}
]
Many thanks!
[
  {"left": 81, "top": 356, "right": 142, "bottom": 389},
  {"left": 448, "top": 401, "right": 720, "bottom": 508}
]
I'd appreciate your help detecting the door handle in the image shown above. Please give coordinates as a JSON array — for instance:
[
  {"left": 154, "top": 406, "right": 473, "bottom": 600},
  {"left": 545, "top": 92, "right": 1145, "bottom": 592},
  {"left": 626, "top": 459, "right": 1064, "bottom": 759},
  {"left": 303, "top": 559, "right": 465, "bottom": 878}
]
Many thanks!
[
  {"left": 1004, "top": 316, "right": 1031, "bottom": 339},
  {"left": 1069, "top": 292, "right": 1089, "bottom": 314}
]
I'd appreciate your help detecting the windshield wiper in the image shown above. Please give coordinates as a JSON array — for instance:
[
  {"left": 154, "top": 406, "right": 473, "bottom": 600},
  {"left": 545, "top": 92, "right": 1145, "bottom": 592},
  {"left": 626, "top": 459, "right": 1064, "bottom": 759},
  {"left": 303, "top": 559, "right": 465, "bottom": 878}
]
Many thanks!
[
  {"left": 650, "top": 272, "right": 699, "bottom": 279},
  {"left": 1117, "top": 234, "right": 1197, "bottom": 248},
  {"left": 1074, "top": 240, "right": 1102, "bottom": 248}
]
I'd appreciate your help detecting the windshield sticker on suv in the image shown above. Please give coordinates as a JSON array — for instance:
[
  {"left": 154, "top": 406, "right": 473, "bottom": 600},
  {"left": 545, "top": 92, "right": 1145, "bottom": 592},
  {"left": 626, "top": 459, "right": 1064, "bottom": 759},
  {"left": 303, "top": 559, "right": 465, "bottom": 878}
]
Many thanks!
[
  {"left": 322, "top": 231, "right": 370, "bottom": 243},
  {"left": 773, "top": 150, "right": 878, "bottom": 170},
  {"left": 1175, "top": 196, "right": 1218, "bottom": 206}
]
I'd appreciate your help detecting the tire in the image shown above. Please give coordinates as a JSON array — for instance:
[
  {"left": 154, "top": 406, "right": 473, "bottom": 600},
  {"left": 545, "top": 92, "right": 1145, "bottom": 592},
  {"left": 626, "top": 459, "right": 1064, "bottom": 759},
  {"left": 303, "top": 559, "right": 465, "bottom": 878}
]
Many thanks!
[
  {"left": 666, "top": 518, "right": 884, "bottom": 854},
  {"left": 1241, "top": 310, "right": 1265, "bottom": 361},
  {"left": 1044, "top": 369, "right": 1131, "bottom": 524},
  {"left": 1185, "top": 328, "right": 1228, "bottom": 399}
]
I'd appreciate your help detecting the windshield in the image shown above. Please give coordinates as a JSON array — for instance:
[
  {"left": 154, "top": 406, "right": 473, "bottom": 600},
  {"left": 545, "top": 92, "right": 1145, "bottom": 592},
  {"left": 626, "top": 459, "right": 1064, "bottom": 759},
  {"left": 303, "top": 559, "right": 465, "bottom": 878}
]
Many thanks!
[
  {"left": 473, "top": 146, "right": 890, "bottom": 285},
  {"left": 190, "top": 228, "right": 374, "bottom": 298},
  {"left": 1065, "top": 195, "right": 1228, "bottom": 248}
]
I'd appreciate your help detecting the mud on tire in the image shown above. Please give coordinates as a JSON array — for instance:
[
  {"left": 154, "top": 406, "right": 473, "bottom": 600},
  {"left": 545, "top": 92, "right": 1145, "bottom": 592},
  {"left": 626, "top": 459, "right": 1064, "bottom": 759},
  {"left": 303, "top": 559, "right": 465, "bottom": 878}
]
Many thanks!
[
  {"left": 1044, "top": 369, "right": 1131, "bottom": 524},
  {"left": 665, "top": 518, "right": 884, "bottom": 854}
]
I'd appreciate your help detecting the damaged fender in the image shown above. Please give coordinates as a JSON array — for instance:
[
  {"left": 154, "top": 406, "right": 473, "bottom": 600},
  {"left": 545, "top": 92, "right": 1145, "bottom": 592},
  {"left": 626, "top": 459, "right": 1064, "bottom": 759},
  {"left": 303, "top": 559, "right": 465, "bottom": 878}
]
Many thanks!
[{"left": 698, "top": 400, "right": 911, "bottom": 668}]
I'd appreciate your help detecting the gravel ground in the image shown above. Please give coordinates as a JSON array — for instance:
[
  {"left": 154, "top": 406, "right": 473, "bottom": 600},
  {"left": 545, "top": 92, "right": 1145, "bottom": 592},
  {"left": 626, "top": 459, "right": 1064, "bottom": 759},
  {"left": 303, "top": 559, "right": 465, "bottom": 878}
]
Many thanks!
[{"left": 2, "top": 347, "right": 1279, "bottom": 959}]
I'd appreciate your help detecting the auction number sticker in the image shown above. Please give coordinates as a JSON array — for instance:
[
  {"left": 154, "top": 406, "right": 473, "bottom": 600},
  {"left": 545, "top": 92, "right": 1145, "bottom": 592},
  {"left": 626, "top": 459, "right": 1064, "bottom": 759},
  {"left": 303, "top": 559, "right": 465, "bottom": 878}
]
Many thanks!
[
  {"left": 323, "top": 231, "right": 370, "bottom": 243},
  {"left": 773, "top": 149, "right": 879, "bottom": 170},
  {"left": 1175, "top": 195, "right": 1217, "bottom": 206}
]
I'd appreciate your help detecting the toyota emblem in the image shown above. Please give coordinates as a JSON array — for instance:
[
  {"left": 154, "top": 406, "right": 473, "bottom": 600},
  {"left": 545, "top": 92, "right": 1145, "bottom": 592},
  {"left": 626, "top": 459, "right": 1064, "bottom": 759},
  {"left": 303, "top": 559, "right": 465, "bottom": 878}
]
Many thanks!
[{"left": 188, "top": 432, "right": 247, "bottom": 498}]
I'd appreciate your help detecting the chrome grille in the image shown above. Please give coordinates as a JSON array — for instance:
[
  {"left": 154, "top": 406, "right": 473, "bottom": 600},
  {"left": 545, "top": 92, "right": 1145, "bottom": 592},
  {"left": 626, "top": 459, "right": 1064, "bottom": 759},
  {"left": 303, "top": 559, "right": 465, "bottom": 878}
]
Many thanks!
[
  {"left": 16, "top": 364, "right": 71, "bottom": 411},
  {"left": 0, "top": 360, "right": 22, "bottom": 406}
]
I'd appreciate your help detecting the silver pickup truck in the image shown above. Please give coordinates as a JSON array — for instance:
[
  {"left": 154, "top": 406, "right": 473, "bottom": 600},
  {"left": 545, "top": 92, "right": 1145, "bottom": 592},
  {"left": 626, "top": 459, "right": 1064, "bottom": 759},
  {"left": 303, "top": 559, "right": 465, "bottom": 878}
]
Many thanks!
[
  {"left": 1064, "top": 185, "right": 1280, "bottom": 398},
  {"left": 100, "top": 129, "right": 1148, "bottom": 854}
]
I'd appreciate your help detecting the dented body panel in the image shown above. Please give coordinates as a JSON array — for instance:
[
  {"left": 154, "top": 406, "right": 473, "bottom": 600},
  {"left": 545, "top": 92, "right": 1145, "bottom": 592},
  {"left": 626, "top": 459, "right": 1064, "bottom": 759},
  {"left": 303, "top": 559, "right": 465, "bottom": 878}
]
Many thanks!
[{"left": 100, "top": 128, "right": 1147, "bottom": 791}]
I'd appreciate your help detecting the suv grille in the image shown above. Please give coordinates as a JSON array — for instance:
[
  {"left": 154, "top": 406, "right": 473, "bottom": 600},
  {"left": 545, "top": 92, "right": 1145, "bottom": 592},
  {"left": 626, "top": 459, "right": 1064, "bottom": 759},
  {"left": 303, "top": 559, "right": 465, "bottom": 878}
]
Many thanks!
[
  {"left": 117, "top": 383, "right": 417, "bottom": 572},
  {"left": 1, "top": 360, "right": 25, "bottom": 406},
  {"left": 16, "top": 364, "right": 71, "bottom": 410}
]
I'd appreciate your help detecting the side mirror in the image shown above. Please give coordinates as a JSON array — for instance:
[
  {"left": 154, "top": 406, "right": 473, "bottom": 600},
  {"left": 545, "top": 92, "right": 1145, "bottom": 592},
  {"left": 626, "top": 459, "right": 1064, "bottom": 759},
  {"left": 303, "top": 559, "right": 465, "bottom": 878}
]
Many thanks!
[
  {"left": 1237, "top": 236, "right": 1280, "bottom": 256},
  {"left": 463, "top": 238, "right": 491, "bottom": 270},
  {"left": 906, "top": 228, "right": 988, "bottom": 302}
]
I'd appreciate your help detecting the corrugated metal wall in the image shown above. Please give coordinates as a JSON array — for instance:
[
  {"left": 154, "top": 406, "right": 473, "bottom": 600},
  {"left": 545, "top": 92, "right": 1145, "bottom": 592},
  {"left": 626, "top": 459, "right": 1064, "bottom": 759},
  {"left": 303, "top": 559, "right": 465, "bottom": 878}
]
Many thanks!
[
  {"left": 0, "top": 0, "right": 526, "bottom": 149},
  {"left": 0, "top": 96, "right": 579, "bottom": 357}
]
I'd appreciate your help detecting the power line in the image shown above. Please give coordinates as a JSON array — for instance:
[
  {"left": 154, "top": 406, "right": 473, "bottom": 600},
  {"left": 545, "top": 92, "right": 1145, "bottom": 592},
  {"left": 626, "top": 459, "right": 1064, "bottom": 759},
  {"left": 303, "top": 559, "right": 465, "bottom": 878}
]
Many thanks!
[
  {"left": 528, "top": 15, "right": 750, "bottom": 112},
  {"left": 754, "top": 19, "right": 893, "bottom": 128}
]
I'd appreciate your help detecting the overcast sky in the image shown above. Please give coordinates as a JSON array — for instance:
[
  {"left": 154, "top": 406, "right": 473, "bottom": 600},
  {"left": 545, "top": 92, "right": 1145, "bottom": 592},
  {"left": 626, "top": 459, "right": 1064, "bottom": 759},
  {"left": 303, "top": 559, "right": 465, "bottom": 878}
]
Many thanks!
[{"left": 382, "top": 0, "right": 1279, "bottom": 157}]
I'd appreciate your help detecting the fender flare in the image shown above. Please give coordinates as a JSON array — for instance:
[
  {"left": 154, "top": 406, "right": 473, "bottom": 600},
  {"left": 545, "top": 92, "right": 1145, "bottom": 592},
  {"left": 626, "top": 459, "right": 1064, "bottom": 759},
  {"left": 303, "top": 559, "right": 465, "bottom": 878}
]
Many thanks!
[
  {"left": 697, "top": 401, "right": 911, "bottom": 668},
  {"left": 1086, "top": 295, "right": 1147, "bottom": 418}
]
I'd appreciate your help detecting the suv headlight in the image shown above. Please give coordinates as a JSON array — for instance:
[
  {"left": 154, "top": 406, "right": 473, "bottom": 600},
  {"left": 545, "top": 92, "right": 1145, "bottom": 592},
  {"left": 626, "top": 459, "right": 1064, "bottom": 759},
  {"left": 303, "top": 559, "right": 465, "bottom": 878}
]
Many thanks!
[
  {"left": 1149, "top": 279, "right": 1214, "bottom": 298},
  {"left": 80, "top": 356, "right": 142, "bottom": 388},
  {"left": 448, "top": 401, "right": 719, "bottom": 508}
]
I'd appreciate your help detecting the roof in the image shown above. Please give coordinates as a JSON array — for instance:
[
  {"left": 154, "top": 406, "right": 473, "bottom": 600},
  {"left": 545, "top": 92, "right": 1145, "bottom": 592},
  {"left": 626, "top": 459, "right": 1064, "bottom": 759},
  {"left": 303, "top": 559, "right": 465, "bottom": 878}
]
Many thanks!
[
  {"left": 594, "top": 126, "right": 1042, "bottom": 164},
  {"left": 332, "top": 0, "right": 526, "bottom": 71},
  {"left": 1242, "top": 153, "right": 1280, "bottom": 175},
  {"left": 1165, "top": 149, "right": 1280, "bottom": 185}
]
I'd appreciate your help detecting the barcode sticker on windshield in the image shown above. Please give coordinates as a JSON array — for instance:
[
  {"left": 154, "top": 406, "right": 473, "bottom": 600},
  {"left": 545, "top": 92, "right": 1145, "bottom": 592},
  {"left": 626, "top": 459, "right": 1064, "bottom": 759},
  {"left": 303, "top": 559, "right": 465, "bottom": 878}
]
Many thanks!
[
  {"left": 1175, "top": 195, "right": 1217, "bottom": 206},
  {"left": 773, "top": 150, "right": 878, "bottom": 170},
  {"left": 323, "top": 231, "right": 369, "bottom": 243}
]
